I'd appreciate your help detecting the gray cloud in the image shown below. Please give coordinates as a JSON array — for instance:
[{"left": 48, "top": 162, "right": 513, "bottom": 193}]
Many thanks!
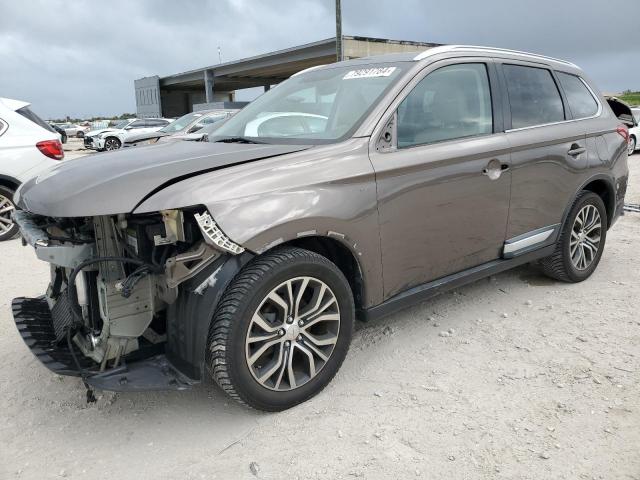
[{"left": 0, "top": 0, "right": 637, "bottom": 118}]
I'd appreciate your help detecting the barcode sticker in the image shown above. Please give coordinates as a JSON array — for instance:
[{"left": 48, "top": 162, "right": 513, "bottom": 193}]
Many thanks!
[{"left": 343, "top": 67, "right": 396, "bottom": 80}]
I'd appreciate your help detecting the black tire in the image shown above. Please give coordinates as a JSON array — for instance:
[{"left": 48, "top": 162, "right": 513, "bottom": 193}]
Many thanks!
[
  {"left": 61, "top": 133, "right": 67, "bottom": 144},
  {"left": 207, "top": 247, "right": 355, "bottom": 411},
  {"left": 541, "top": 191, "right": 607, "bottom": 282},
  {"left": 76, "top": 131, "right": 85, "bottom": 138},
  {"left": 629, "top": 136, "right": 636, "bottom": 156},
  {"left": 104, "top": 137, "right": 121, "bottom": 151},
  {"left": 0, "top": 186, "right": 19, "bottom": 241}
]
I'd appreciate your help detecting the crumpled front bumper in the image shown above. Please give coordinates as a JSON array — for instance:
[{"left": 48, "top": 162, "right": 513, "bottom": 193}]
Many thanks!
[
  {"left": 83, "top": 136, "right": 104, "bottom": 150},
  {"left": 12, "top": 296, "right": 196, "bottom": 392}
]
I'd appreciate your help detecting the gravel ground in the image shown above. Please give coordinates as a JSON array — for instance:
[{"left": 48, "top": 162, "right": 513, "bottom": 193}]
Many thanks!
[{"left": 1, "top": 155, "right": 638, "bottom": 480}]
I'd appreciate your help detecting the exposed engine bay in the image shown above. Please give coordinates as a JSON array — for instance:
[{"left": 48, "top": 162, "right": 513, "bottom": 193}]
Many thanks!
[{"left": 13, "top": 208, "right": 242, "bottom": 375}]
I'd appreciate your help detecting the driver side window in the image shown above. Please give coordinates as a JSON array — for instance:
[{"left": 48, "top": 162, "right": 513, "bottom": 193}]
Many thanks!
[{"left": 397, "top": 63, "right": 493, "bottom": 148}]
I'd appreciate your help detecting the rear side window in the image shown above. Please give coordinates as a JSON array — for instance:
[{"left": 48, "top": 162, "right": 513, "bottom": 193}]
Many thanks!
[
  {"left": 556, "top": 72, "right": 599, "bottom": 119},
  {"left": 16, "top": 106, "right": 56, "bottom": 133},
  {"left": 503, "top": 65, "right": 565, "bottom": 129},
  {"left": 397, "top": 63, "right": 493, "bottom": 148},
  {"left": 129, "top": 120, "right": 146, "bottom": 128}
]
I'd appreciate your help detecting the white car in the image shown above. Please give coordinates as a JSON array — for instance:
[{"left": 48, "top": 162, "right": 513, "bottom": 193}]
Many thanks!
[
  {"left": 84, "top": 118, "right": 171, "bottom": 151},
  {"left": 630, "top": 108, "right": 640, "bottom": 156},
  {"left": 0, "top": 97, "right": 63, "bottom": 240},
  {"left": 56, "top": 123, "right": 90, "bottom": 138}
]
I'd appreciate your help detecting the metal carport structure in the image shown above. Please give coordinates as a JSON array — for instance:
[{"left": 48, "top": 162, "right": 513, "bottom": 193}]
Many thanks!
[{"left": 135, "top": 36, "right": 442, "bottom": 118}]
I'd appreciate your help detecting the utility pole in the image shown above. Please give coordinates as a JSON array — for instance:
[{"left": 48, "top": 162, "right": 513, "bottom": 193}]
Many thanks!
[{"left": 335, "top": 0, "right": 342, "bottom": 62}]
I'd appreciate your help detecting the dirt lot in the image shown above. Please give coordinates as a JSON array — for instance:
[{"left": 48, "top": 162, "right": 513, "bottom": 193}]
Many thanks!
[{"left": 1, "top": 155, "right": 639, "bottom": 480}]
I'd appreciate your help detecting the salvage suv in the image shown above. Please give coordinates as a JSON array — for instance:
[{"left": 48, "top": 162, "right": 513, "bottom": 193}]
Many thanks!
[{"left": 11, "top": 46, "right": 629, "bottom": 411}]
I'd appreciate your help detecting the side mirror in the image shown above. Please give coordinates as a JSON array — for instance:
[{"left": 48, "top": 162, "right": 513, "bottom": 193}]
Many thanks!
[{"left": 124, "top": 126, "right": 133, "bottom": 130}]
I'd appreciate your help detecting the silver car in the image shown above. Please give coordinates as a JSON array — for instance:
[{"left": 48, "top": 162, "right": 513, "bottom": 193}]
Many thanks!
[{"left": 123, "top": 110, "right": 237, "bottom": 147}]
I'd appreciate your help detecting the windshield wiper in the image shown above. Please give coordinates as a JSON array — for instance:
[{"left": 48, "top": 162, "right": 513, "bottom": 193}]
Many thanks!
[{"left": 215, "top": 136, "right": 268, "bottom": 144}]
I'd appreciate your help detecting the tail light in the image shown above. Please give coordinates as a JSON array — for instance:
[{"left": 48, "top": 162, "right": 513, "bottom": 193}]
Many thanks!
[
  {"left": 36, "top": 140, "right": 64, "bottom": 160},
  {"left": 617, "top": 125, "right": 630, "bottom": 144}
]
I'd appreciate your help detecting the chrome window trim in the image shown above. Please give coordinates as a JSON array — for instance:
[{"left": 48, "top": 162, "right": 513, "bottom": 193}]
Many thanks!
[{"left": 505, "top": 73, "right": 602, "bottom": 133}]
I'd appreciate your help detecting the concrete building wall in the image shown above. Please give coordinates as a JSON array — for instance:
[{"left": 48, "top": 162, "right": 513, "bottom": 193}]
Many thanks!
[
  {"left": 134, "top": 76, "right": 162, "bottom": 118},
  {"left": 343, "top": 37, "right": 433, "bottom": 59}
]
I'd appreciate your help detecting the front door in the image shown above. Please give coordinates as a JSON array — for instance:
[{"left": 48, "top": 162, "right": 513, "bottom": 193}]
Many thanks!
[{"left": 369, "top": 61, "right": 512, "bottom": 299}]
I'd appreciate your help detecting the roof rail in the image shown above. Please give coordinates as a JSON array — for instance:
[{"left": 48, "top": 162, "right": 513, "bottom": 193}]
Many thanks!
[{"left": 413, "top": 45, "right": 577, "bottom": 68}]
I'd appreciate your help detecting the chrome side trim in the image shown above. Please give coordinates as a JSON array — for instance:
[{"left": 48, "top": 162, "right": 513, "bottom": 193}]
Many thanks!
[{"left": 503, "top": 225, "right": 559, "bottom": 256}]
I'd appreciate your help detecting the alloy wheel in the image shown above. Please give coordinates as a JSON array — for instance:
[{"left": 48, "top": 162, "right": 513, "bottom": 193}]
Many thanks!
[
  {"left": 245, "top": 276, "right": 341, "bottom": 391},
  {"left": 105, "top": 138, "right": 120, "bottom": 150},
  {"left": 570, "top": 204, "right": 601, "bottom": 270},
  {"left": 0, "top": 193, "right": 16, "bottom": 237},
  {"left": 629, "top": 137, "right": 636, "bottom": 156}
]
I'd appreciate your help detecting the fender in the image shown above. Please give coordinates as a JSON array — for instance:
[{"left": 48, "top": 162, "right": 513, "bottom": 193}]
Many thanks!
[
  {"left": 134, "top": 138, "right": 386, "bottom": 307},
  {"left": 562, "top": 172, "right": 617, "bottom": 230}
]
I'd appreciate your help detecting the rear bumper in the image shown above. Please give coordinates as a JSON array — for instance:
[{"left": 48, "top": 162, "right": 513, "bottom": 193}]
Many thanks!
[{"left": 12, "top": 296, "right": 196, "bottom": 392}]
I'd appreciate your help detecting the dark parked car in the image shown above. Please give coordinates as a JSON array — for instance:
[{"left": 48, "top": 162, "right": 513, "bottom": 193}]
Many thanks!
[
  {"left": 49, "top": 123, "right": 67, "bottom": 144},
  {"left": 12, "top": 46, "right": 629, "bottom": 411}
]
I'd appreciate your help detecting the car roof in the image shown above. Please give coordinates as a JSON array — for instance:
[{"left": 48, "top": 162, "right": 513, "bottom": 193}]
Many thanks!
[{"left": 0, "top": 97, "right": 30, "bottom": 112}]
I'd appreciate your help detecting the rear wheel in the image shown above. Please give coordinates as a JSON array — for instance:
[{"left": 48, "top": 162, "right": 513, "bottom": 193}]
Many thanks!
[
  {"left": 104, "top": 137, "right": 121, "bottom": 151},
  {"left": 0, "top": 187, "right": 18, "bottom": 241},
  {"left": 541, "top": 191, "right": 607, "bottom": 282},
  {"left": 207, "top": 247, "right": 354, "bottom": 411},
  {"left": 629, "top": 136, "right": 636, "bottom": 156}
]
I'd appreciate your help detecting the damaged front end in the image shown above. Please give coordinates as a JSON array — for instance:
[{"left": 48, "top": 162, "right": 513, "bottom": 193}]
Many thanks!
[{"left": 12, "top": 207, "right": 250, "bottom": 393}]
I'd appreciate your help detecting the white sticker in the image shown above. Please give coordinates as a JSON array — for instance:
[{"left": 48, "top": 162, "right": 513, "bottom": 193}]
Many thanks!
[{"left": 343, "top": 67, "right": 396, "bottom": 80}]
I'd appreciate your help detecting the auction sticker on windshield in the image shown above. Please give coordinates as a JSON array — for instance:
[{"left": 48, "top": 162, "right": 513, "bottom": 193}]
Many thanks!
[{"left": 343, "top": 67, "right": 396, "bottom": 79}]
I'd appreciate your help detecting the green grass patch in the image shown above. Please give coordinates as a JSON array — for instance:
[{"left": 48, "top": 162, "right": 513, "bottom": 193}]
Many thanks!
[{"left": 619, "top": 92, "right": 640, "bottom": 106}]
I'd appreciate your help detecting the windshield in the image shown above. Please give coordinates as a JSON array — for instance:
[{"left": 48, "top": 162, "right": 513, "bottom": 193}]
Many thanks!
[
  {"left": 211, "top": 63, "right": 407, "bottom": 144},
  {"left": 160, "top": 112, "right": 204, "bottom": 133}
]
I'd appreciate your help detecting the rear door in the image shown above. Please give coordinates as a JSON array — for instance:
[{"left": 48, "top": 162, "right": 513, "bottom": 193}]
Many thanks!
[
  {"left": 500, "top": 62, "right": 589, "bottom": 249},
  {"left": 369, "top": 59, "right": 512, "bottom": 299}
]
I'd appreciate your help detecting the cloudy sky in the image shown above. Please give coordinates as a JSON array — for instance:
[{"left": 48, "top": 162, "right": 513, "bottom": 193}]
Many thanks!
[{"left": 1, "top": 0, "right": 637, "bottom": 119}]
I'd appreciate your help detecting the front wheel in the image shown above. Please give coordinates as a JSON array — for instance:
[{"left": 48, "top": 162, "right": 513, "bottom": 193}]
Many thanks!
[
  {"left": 104, "top": 137, "right": 121, "bottom": 151},
  {"left": 207, "top": 247, "right": 354, "bottom": 411},
  {"left": 0, "top": 186, "right": 19, "bottom": 241},
  {"left": 541, "top": 191, "right": 607, "bottom": 282}
]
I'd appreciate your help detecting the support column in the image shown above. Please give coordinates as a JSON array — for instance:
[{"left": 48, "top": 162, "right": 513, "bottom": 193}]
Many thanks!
[{"left": 204, "top": 69, "right": 214, "bottom": 103}]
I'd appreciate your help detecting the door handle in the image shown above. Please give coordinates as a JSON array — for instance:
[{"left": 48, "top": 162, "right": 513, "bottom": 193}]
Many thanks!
[
  {"left": 482, "top": 159, "right": 508, "bottom": 180},
  {"left": 568, "top": 144, "right": 586, "bottom": 157}
]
